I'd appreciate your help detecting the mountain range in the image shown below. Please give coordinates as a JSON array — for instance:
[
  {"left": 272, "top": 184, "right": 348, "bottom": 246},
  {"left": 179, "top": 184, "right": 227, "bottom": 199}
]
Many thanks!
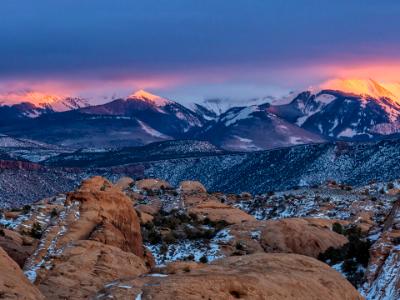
[{"left": 1, "top": 79, "right": 400, "bottom": 150}]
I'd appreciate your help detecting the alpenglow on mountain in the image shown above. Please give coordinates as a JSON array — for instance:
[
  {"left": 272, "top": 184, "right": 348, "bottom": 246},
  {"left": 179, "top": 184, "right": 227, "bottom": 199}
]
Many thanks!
[{"left": 1, "top": 80, "right": 400, "bottom": 150}]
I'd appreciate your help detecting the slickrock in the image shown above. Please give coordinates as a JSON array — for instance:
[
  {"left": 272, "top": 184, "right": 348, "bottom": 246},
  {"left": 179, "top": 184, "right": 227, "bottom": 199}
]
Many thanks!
[
  {"left": 0, "top": 247, "right": 45, "bottom": 300},
  {"left": 114, "top": 176, "right": 134, "bottom": 191},
  {"left": 135, "top": 178, "right": 172, "bottom": 191},
  {"left": 0, "top": 228, "right": 37, "bottom": 267},
  {"left": 20, "top": 177, "right": 151, "bottom": 299},
  {"left": 188, "top": 200, "right": 255, "bottom": 224},
  {"left": 179, "top": 180, "right": 207, "bottom": 193},
  {"left": 260, "top": 218, "right": 348, "bottom": 257},
  {"left": 182, "top": 190, "right": 255, "bottom": 224},
  {"left": 61, "top": 176, "right": 144, "bottom": 256},
  {"left": 96, "top": 253, "right": 363, "bottom": 300},
  {"left": 37, "top": 240, "right": 148, "bottom": 299}
]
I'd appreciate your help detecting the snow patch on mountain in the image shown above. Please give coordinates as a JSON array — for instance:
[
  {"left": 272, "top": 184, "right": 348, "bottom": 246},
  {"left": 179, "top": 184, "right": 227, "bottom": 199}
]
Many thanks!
[
  {"left": 137, "top": 120, "right": 170, "bottom": 139},
  {"left": 338, "top": 128, "right": 357, "bottom": 138},
  {"left": 222, "top": 106, "right": 260, "bottom": 126}
]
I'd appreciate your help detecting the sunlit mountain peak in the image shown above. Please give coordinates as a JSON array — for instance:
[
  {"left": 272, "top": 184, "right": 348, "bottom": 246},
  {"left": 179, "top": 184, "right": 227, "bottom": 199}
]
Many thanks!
[
  {"left": 128, "top": 89, "right": 170, "bottom": 106},
  {"left": 320, "top": 78, "right": 400, "bottom": 100}
]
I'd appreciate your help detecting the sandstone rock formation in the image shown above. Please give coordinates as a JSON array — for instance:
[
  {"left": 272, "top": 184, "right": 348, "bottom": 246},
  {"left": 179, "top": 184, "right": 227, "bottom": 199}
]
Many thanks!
[
  {"left": 19, "top": 176, "right": 151, "bottom": 299},
  {"left": 179, "top": 180, "right": 207, "bottom": 193},
  {"left": 260, "top": 218, "right": 348, "bottom": 257},
  {"left": 96, "top": 253, "right": 363, "bottom": 300},
  {"left": 135, "top": 178, "right": 172, "bottom": 191},
  {"left": 0, "top": 247, "right": 45, "bottom": 300},
  {"left": 0, "top": 228, "right": 37, "bottom": 267},
  {"left": 188, "top": 200, "right": 255, "bottom": 224},
  {"left": 362, "top": 200, "right": 400, "bottom": 300},
  {"left": 62, "top": 176, "right": 144, "bottom": 256},
  {"left": 37, "top": 240, "right": 147, "bottom": 299}
]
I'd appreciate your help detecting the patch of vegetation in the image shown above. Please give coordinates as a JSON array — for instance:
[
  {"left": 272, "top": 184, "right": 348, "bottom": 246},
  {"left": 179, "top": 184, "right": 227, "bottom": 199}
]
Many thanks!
[
  {"left": 22, "top": 205, "right": 31, "bottom": 214},
  {"left": 332, "top": 222, "right": 344, "bottom": 235},
  {"left": 50, "top": 208, "right": 58, "bottom": 218},
  {"left": 141, "top": 210, "right": 228, "bottom": 246},
  {"left": 199, "top": 255, "right": 208, "bottom": 263},
  {"left": 30, "top": 222, "right": 43, "bottom": 239},
  {"left": 318, "top": 225, "right": 371, "bottom": 288},
  {"left": 0, "top": 228, "right": 4, "bottom": 237}
]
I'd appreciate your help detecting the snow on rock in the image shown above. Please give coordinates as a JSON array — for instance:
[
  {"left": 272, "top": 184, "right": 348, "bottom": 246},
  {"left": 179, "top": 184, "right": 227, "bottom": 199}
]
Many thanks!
[
  {"left": 23, "top": 200, "right": 81, "bottom": 283},
  {"left": 145, "top": 229, "right": 233, "bottom": 265}
]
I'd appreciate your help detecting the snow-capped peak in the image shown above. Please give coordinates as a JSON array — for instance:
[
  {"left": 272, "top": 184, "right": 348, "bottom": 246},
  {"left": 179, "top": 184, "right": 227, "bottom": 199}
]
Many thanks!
[
  {"left": 0, "top": 91, "right": 90, "bottom": 113},
  {"left": 127, "top": 89, "right": 170, "bottom": 107},
  {"left": 319, "top": 78, "right": 398, "bottom": 100},
  {"left": 40, "top": 97, "right": 90, "bottom": 112}
]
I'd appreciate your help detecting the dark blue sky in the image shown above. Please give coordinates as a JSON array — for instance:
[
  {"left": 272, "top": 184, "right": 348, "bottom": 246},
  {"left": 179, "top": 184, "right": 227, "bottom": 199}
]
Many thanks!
[{"left": 1, "top": 0, "right": 400, "bottom": 102}]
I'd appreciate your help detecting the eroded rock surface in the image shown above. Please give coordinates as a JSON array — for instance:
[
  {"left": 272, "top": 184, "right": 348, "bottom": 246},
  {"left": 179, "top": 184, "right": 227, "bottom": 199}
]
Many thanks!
[
  {"left": 96, "top": 253, "right": 363, "bottom": 300},
  {"left": 0, "top": 247, "right": 45, "bottom": 300}
]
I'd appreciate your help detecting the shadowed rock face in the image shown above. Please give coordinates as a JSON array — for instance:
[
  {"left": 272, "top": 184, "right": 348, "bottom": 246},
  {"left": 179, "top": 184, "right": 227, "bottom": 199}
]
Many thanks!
[
  {"left": 96, "top": 253, "right": 363, "bottom": 300},
  {"left": 63, "top": 176, "right": 144, "bottom": 257},
  {"left": 0, "top": 247, "right": 45, "bottom": 300},
  {"left": 260, "top": 218, "right": 348, "bottom": 258},
  {"left": 0, "top": 229, "right": 37, "bottom": 267}
]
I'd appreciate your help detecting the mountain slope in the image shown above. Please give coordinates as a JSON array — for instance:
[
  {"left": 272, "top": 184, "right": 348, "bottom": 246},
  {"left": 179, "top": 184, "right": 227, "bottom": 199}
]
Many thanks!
[
  {"left": 271, "top": 84, "right": 400, "bottom": 140},
  {"left": 0, "top": 90, "right": 205, "bottom": 148},
  {"left": 198, "top": 104, "right": 325, "bottom": 151}
]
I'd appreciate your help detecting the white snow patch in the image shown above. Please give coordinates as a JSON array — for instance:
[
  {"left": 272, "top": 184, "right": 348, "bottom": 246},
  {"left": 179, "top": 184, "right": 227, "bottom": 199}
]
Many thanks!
[
  {"left": 223, "top": 106, "right": 259, "bottom": 126},
  {"left": 338, "top": 128, "right": 357, "bottom": 138},
  {"left": 315, "top": 93, "right": 336, "bottom": 104},
  {"left": 137, "top": 120, "right": 170, "bottom": 139}
]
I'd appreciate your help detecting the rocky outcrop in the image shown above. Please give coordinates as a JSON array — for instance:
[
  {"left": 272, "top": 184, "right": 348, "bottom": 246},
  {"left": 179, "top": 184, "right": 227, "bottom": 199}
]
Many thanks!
[
  {"left": 0, "top": 247, "right": 45, "bottom": 300},
  {"left": 0, "top": 229, "right": 37, "bottom": 267},
  {"left": 260, "top": 218, "right": 348, "bottom": 257},
  {"left": 135, "top": 179, "right": 171, "bottom": 191},
  {"left": 181, "top": 189, "right": 255, "bottom": 224},
  {"left": 37, "top": 240, "right": 147, "bottom": 299},
  {"left": 179, "top": 180, "right": 207, "bottom": 193},
  {"left": 62, "top": 176, "right": 144, "bottom": 257},
  {"left": 18, "top": 177, "right": 151, "bottom": 298},
  {"left": 188, "top": 200, "right": 255, "bottom": 224},
  {"left": 96, "top": 253, "right": 363, "bottom": 300},
  {"left": 0, "top": 160, "right": 43, "bottom": 171},
  {"left": 362, "top": 200, "right": 400, "bottom": 300}
]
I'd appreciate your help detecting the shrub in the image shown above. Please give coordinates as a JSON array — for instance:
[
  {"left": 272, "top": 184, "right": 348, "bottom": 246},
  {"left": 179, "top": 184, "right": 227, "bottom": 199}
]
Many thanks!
[
  {"left": 163, "top": 232, "right": 177, "bottom": 244},
  {"left": 0, "top": 229, "right": 4, "bottom": 237},
  {"left": 318, "top": 225, "right": 371, "bottom": 288},
  {"left": 22, "top": 205, "right": 31, "bottom": 214},
  {"left": 332, "top": 222, "right": 344, "bottom": 235},
  {"left": 235, "top": 241, "right": 245, "bottom": 251},
  {"left": 50, "top": 208, "right": 58, "bottom": 218},
  {"left": 159, "top": 243, "right": 168, "bottom": 255},
  {"left": 30, "top": 222, "right": 43, "bottom": 239},
  {"left": 199, "top": 255, "right": 208, "bottom": 263},
  {"left": 147, "top": 228, "right": 161, "bottom": 244},
  {"left": 185, "top": 254, "right": 195, "bottom": 261}
]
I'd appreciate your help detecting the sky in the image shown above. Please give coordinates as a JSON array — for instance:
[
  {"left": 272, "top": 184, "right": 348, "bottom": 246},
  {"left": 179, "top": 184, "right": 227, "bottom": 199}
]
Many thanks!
[{"left": 1, "top": 0, "right": 400, "bottom": 104}]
